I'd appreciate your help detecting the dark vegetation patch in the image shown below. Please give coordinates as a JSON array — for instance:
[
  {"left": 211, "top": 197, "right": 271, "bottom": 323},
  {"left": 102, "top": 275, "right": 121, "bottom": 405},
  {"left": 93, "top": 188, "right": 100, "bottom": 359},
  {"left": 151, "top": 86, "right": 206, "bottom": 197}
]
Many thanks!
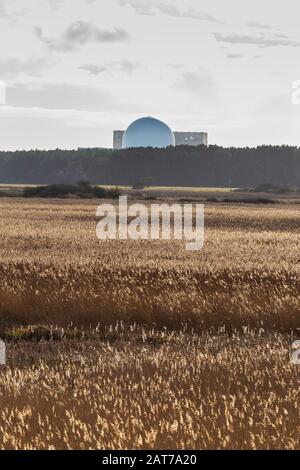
[
  {"left": 23, "top": 182, "right": 120, "bottom": 199},
  {"left": 236, "top": 183, "right": 300, "bottom": 194},
  {"left": 1, "top": 145, "right": 300, "bottom": 188},
  {"left": 205, "top": 196, "right": 275, "bottom": 204},
  {"left": 2, "top": 324, "right": 169, "bottom": 348}
]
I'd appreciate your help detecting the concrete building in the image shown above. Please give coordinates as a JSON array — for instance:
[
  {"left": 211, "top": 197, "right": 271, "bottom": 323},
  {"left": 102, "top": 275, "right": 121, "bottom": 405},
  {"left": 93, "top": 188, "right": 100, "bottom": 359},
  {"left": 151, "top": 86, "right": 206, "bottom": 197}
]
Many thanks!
[
  {"left": 113, "top": 129, "right": 208, "bottom": 149},
  {"left": 113, "top": 131, "right": 124, "bottom": 150},
  {"left": 174, "top": 132, "right": 208, "bottom": 147}
]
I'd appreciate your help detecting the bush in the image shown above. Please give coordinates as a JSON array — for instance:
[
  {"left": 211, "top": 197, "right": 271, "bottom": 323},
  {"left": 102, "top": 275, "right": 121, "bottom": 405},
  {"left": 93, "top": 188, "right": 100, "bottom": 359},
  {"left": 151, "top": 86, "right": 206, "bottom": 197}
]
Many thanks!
[
  {"left": 23, "top": 184, "right": 121, "bottom": 199},
  {"left": 132, "top": 177, "right": 155, "bottom": 190},
  {"left": 206, "top": 196, "right": 275, "bottom": 204},
  {"left": 235, "top": 183, "right": 296, "bottom": 194}
]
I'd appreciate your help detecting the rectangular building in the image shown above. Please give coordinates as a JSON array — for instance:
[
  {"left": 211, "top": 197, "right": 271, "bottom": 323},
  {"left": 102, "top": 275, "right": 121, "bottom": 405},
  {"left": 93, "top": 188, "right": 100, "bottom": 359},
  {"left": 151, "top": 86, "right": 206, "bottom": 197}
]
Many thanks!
[
  {"left": 113, "top": 130, "right": 208, "bottom": 149},
  {"left": 113, "top": 131, "right": 125, "bottom": 150},
  {"left": 174, "top": 132, "right": 208, "bottom": 147}
]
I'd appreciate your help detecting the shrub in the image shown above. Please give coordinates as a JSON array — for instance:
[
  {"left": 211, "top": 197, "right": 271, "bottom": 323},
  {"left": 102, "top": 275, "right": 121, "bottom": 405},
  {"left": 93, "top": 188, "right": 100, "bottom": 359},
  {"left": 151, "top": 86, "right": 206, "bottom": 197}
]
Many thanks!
[
  {"left": 235, "top": 183, "right": 296, "bottom": 194},
  {"left": 23, "top": 183, "right": 120, "bottom": 199},
  {"left": 206, "top": 196, "right": 275, "bottom": 204}
]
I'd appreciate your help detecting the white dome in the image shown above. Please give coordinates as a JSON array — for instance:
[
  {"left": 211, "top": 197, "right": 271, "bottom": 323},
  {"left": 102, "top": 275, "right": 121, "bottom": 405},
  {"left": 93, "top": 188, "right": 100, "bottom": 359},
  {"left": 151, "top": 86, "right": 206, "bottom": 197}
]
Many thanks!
[{"left": 122, "top": 117, "right": 175, "bottom": 149}]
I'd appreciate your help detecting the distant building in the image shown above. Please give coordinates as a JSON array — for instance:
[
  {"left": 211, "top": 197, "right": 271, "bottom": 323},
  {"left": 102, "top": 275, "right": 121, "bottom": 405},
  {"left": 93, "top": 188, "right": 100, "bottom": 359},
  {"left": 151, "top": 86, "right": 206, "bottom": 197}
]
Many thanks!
[
  {"left": 113, "top": 131, "right": 125, "bottom": 151},
  {"left": 79, "top": 116, "right": 208, "bottom": 151},
  {"left": 173, "top": 132, "right": 208, "bottom": 147}
]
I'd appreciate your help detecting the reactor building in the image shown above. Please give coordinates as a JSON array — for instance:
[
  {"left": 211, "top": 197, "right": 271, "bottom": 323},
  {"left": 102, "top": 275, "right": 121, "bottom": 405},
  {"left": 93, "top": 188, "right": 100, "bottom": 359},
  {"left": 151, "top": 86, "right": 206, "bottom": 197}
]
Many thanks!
[{"left": 113, "top": 116, "right": 208, "bottom": 149}]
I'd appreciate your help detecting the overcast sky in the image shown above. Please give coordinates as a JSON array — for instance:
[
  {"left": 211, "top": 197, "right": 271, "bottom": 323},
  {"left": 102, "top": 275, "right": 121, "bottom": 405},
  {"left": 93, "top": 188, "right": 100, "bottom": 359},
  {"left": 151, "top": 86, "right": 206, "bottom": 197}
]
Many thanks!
[{"left": 1, "top": 0, "right": 300, "bottom": 150}]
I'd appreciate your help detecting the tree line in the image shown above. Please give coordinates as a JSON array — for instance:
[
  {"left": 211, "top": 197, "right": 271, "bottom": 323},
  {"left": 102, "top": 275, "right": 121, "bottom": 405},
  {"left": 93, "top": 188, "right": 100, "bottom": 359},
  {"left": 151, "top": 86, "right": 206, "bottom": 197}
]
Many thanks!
[{"left": 0, "top": 145, "right": 299, "bottom": 187}]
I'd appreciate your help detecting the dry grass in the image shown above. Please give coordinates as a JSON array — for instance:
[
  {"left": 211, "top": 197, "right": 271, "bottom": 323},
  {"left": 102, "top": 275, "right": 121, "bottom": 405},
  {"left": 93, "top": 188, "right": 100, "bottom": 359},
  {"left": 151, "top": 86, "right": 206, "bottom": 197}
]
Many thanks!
[
  {"left": 0, "top": 199, "right": 298, "bottom": 330},
  {"left": 0, "top": 325, "right": 299, "bottom": 450},
  {"left": 0, "top": 198, "right": 299, "bottom": 449}
]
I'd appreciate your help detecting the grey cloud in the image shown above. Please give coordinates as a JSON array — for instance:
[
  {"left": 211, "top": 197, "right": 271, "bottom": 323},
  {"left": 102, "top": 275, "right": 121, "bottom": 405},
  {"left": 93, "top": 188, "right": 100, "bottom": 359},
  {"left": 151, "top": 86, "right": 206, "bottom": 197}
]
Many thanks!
[
  {"left": 79, "top": 64, "right": 107, "bottom": 75},
  {"left": 0, "top": 57, "right": 52, "bottom": 79},
  {"left": 118, "top": 0, "right": 156, "bottom": 16},
  {"left": 43, "top": 0, "right": 65, "bottom": 9},
  {"left": 154, "top": 3, "right": 181, "bottom": 17},
  {"left": 162, "top": 5, "right": 220, "bottom": 23},
  {"left": 119, "top": 0, "right": 221, "bottom": 23},
  {"left": 273, "top": 33, "right": 289, "bottom": 39},
  {"left": 169, "top": 63, "right": 184, "bottom": 69},
  {"left": 79, "top": 60, "right": 139, "bottom": 76},
  {"left": 177, "top": 71, "right": 214, "bottom": 91},
  {"left": 175, "top": 71, "right": 218, "bottom": 100},
  {"left": 226, "top": 53, "right": 243, "bottom": 59},
  {"left": 174, "top": 70, "right": 221, "bottom": 112},
  {"left": 35, "top": 21, "right": 130, "bottom": 52},
  {"left": 246, "top": 21, "right": 273, "bottom": 30},
  {"left": 7, "top": 82, "right": 116, "bottom": 111},
  {"left": 214, "top": 32, "right": 300, "bottom": 48},
  {"left": 226, "top": 52, "right": 264, "bottom": 59},
  {"left": 0, "top": 0, "right": 30, "bottom": 22},
  {"left": 0, "top": 1, "right": 5, "bottom": 17}
]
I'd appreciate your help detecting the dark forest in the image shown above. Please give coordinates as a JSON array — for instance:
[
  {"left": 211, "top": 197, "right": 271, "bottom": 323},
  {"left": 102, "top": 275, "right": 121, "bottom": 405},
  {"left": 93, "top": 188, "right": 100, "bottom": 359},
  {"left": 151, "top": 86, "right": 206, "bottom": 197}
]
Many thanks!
[{"left": 0, "top": 145, "right": 299, "bottom": 187}]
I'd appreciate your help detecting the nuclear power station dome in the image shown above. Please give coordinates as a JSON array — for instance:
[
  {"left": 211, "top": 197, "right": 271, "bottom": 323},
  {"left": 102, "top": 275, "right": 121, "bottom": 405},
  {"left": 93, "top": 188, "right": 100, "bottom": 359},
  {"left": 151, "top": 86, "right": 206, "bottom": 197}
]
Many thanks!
[{"left": 122, "top": 116, "right": 175, "bottom": 149}]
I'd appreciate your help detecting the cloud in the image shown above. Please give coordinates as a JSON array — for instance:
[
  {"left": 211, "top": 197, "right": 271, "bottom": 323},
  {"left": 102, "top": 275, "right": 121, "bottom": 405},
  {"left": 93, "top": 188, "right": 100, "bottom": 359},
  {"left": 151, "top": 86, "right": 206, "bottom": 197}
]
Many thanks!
[
  {"left": 118, "top": 0, "right": 157, "bottom": 16},
  {"left": 35, "top": 21, "right": 130, "bottom": 51},
  {"left": 169, "top": 63, "right": 184, "bottom": 69},
  {"left": 214, "top": 32, "right": 300, "bottom": 48},
  {"left": 0, "top": 57, "right": 52, "bottom": 79},
  {"left": 177, "top": 71, "right": 214, "bottom": 90},
  {"left": 118, "top": 0, "right": 221, "bottom": 23},
  {"left": 246, "top": 21, "right": 273, "bottom": 30},
  {"left": 79, "top": 60, "right": 139, "bottom": 76},
  {"left": 43, "top": 0, "right": 66, "bottom": 9},
  {"left": 0, "top": 0, "right": 30, "bottom": 22},
  {"left": 226, "top": 53, "right": 243, "bottom": 59},
  {"left": 174, "top": 70, "right": 222, "bottom": 116},
  {"left": 164, "top": 5, "right": 220, "bottom": 23},
  {"left": 79, "top": 64, "right": 107, "bottom": 75},
  {"left": 0, "top": 1, "right": 5, "bottom": 17},
  {"left": 175, "top": 70, "right": 219, "bottom": 102},
  {"left": 7, "top": 82, "right": 117, "bottom": 111}
]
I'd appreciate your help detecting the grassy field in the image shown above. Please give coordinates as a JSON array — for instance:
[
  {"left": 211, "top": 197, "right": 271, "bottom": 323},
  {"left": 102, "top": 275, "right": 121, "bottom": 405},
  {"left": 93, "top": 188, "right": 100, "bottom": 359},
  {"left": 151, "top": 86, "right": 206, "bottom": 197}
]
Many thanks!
[{"left": 0, "top": 197, "right": 299, "bottom": 449}]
